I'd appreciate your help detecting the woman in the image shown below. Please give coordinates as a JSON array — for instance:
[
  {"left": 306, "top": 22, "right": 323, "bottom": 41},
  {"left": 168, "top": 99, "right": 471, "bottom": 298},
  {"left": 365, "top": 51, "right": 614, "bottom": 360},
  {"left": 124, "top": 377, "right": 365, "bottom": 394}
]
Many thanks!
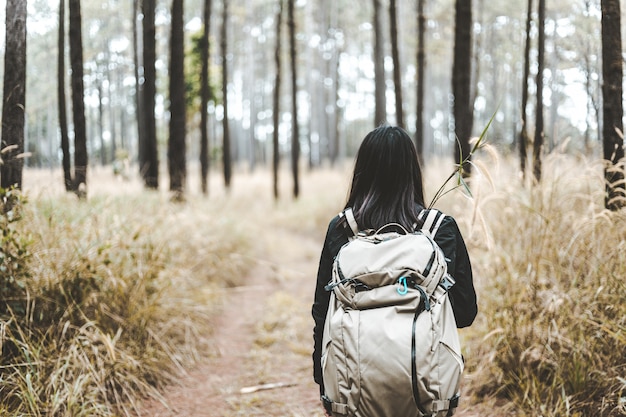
[{"left": 311, "top": 125, "right": 478, "bottom": 413}]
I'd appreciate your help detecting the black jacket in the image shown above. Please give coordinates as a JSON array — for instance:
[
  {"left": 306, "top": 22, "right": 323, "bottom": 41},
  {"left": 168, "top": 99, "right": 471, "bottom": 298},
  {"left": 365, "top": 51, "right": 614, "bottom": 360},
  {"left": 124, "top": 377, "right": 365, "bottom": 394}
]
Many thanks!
[{"left": 311, "top": 211, "right": 478, "bottom": 392}]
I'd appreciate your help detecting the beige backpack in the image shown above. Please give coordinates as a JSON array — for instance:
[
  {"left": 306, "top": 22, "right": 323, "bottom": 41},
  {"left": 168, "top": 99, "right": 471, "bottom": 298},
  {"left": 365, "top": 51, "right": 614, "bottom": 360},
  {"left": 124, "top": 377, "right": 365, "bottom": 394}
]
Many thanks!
[{"left": 321, "top": 208, "right": 464, "bottom": 417}]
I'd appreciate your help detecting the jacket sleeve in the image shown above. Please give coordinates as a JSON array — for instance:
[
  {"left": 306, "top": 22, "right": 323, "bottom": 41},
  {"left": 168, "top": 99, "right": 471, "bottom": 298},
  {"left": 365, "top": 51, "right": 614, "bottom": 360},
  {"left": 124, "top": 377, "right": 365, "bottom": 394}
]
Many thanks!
[
  {"left": 311, "top": 216, "right": 345, "bottom": 393},
  {"left": 433, "top": 215, "right": 478, "bottom": 328}
]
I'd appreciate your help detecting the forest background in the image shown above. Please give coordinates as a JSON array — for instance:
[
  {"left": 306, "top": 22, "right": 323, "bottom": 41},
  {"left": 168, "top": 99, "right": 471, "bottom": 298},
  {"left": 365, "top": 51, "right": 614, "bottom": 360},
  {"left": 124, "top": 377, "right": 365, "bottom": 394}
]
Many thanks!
[
  {"left": 0, "top": 0, "right": 623, "bottom": 191},
  {"left": 0, "top": 0, "right": 625, "bottom": 416}
]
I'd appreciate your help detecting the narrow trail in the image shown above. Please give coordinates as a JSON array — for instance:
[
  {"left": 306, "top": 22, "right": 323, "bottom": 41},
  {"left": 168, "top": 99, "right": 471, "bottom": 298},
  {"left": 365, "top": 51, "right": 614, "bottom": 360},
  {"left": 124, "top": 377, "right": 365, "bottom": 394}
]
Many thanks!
[
  {"left": 137, "top": 216, "right": 498, "bottom": 417},
  {"left": 138, "top": 222, "right": 326, "bottom": 417}
]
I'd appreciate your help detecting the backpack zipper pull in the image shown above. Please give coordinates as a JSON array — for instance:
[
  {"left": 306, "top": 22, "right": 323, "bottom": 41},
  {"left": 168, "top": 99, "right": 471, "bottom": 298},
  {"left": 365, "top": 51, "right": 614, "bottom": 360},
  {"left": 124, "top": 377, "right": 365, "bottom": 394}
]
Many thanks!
[{"left": 397, "top": 276, "right": 409, "bottom": 295}]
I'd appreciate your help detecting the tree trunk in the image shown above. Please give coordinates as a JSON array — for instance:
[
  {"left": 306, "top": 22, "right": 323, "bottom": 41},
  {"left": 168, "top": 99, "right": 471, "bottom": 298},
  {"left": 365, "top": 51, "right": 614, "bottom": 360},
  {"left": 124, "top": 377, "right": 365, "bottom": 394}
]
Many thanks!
[
  {"left": 389, "top": 0, "right": 404, "bottom": 129},
  {"left": 288, "top": 0, "right": 299, "bottom": 198},
  {"left": 200, "top": 0, "right": 212, "bottom": 195},
  {"left": 69, "top": 0, "right": 87, "bottom": 197},
  {"left": 132, "top": 0, "right": 146, "bottom": 176},
  {"left": 108, "top": 61, "right": 117, "bottom": 163},
  {"left": 519, "top": 0, "right": 533, "bottom": 179},
  {"left": 601, "top": 0, "right": 625, "bottom": 210},
  {"left": 1, "top": 0, "right": 27, "bottom": 190},
  {"left": 97, "top": 78, "right": 106, "bottom": 165},
  {"left": 332, "top": 50, "right": 341, "bottom": 163},
  {"left": 533, "top": 0, "right": 545, "bottom": 183},
  {"left": 373, "top": 0, "right": 386, "bottom": 126},
  {"left": 118, "top": 69, "right": 127, "bottom": 152},
  {"left": 325, "top": 0, "right": 340, "bottom": 166},
  {"left": 221, "top": 0, "right": 232, "bottom": 189},
  {"left": 272, "top": 0, "right": 283, "bottom": 200},
  {"left": 584, "top": 53, "right": 602, "bottom": 153},
  {"left": 415, "top": 0, "right": 425, "bottom": 164},
  {"left": 452, "top": 0, "right": 473, "bottom": 176},
  {"left": 168, "top": 0, "right": 187, "bottom": 198},
  {"left": 47, "top": 103, "right": 55, "bottom": 169},
  {"left": 142, "top": 0, "right": 158, "bottom": 189},
  {"left": 306, "top": 0, "right": 318, "bottom": 169},
  {"left": 58, "top": 0, "right": 72, "bottom": 191}
]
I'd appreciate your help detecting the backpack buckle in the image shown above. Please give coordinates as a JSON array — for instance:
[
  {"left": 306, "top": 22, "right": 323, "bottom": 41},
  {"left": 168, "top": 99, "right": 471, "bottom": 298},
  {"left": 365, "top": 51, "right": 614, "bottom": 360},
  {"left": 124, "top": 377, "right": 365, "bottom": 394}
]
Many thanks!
[
  {"left": 439, "top": 274, "right": 456, "bottom": 292},
  {"left": 321, "top": 395, "right": 333, "bottom": 414}
]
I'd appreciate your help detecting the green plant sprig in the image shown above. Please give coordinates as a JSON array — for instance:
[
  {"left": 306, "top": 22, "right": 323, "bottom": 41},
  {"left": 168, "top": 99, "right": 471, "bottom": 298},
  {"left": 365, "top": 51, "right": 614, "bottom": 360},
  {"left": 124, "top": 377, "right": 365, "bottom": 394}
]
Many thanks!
[{"left": 428, "top": 110, "right": 496, "bottom": 209}]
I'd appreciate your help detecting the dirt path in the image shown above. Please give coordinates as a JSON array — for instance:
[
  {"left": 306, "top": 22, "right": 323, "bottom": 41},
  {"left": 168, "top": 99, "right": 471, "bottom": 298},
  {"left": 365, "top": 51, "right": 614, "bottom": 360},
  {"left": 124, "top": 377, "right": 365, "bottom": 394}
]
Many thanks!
[
  {"left": 138, "top": 221, "right": 325, "bottom": 417},
  {"left": 137, "top": 216, "right": 497, "bottom": 417}
]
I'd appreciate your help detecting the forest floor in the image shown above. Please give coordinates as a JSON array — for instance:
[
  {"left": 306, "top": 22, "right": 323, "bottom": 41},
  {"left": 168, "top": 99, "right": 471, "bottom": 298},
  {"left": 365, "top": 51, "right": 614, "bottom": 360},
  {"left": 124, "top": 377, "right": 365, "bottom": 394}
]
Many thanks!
[{"left": 135, "top": 202, "right": 509, "bottom": 417}]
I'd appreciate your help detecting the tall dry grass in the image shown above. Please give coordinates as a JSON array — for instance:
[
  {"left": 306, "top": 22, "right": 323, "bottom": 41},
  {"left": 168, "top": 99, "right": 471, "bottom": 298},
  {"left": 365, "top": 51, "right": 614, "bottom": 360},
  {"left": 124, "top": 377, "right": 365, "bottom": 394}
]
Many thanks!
[
  {"left": 0, "top": 169, "right": 256, "bottom": 416},
  {"left": 455, "top": 151, "right": 626, "bottom": 417}
]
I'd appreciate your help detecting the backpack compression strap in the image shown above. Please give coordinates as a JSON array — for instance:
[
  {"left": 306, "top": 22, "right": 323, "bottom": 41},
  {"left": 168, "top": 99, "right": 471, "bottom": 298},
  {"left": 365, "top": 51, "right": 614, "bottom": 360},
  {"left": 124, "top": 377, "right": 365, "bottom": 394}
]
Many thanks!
[
  {"left": 419, "top": 208, "right": 455, "bottom": 301},
  {"left": 339, "top": 207, "right": 360, "bottom": 237},
  {"left": 418, "top": 209, "right": 445, "bottom": 236}
]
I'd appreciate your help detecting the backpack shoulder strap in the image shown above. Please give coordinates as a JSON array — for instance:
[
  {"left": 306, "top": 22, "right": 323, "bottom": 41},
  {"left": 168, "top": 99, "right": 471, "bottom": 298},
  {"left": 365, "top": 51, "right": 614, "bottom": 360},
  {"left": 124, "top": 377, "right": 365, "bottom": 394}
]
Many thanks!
[
  {"left": 418, "top": 209, "right": 446, "bottom": 236},
  {"left": 338, "top": 207, "right": 359, "bottom": 237}
]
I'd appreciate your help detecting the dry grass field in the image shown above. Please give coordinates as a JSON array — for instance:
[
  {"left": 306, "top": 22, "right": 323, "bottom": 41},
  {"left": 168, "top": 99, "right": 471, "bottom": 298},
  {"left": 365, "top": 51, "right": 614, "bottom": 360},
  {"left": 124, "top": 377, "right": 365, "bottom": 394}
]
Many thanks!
[{"left": 1, "top": 150, "right": 625, "bottom": 416}]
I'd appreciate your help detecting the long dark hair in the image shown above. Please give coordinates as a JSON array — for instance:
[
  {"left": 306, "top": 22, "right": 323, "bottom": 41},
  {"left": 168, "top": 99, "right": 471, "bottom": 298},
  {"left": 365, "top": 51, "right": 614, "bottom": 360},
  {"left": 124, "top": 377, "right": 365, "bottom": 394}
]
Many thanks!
[{"left": 345, "top": 125, "right": 425, "bottom": 230}]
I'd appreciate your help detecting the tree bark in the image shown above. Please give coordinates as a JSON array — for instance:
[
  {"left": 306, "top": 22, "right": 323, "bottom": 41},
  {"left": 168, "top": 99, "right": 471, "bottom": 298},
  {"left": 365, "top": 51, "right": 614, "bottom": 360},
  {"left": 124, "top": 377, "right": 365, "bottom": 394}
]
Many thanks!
[
  {"left": 132, "top": 0, "right": 146, "bottom": 176},
  {"left": 415, "top": 0, "right": 425, "bottom": 164},
  {"left": 288, "top": 0, "right": 299, "bottom": 198},
  {"left": 452, "top": 0, "right": 473, "bottom": 176},
  {"left": 519, "top": 0, "right": 533, "bottom": 179},
  {"left": 200, "top": 0, "right": 212, "bottom": 195},
  {"left": 68, "top": 0, "right": 88, "bottom": 196},
  {"left": 325, "top": 0, "right": 340, "bottom": 166},
  {"left": 97, "top": 77, "right": 106, "bottom": 165},
  {"left": 107, "top": 60, "right": 117, "bottom": 163},
  {"left": 389, "top": 0, "right": 404, "bottom": 129},
  {"left": 601, "top": 0, "right": 625, "bottom": 210},
  {"left": 58, "top": 0, "right": 72, "bottom": 191},
  {"left": 1, "top": 0, "right": 27, "bottom": 190},
  {"left": 168, "top": 0, "right": 187, "bottom": 198},
  {"left": 221, "top": 0, "right": 232, "bottom": 189},
  {"left": 373, "top": 0, "right": 386, "bottom": 126},
  {"left": 533, "top": 0, "right": 545, "bottom": 183},
  {"left": 141, "top": 0, "right": 158, "bottom": 189},
  {"left": 272, "top": 0, "right": 283, "bottom": 200}
]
